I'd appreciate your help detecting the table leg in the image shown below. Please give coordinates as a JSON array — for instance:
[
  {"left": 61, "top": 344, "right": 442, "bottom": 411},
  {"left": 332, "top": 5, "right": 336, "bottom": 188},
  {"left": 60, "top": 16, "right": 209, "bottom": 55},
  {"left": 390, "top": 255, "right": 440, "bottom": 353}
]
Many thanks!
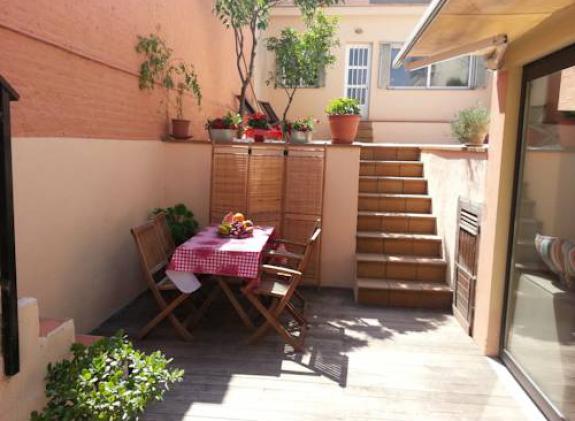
[
  {"left": 184, "top": 283, "right": 221, "bottom": 328},
  {"left": 217, "top": 277, "right": 255, "bottom": 331}
]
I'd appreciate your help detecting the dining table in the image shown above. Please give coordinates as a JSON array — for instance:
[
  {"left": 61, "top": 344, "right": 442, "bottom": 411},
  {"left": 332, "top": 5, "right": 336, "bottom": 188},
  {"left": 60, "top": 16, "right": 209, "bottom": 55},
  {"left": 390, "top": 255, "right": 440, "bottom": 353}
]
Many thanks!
[{"left": 166, "top": 224, "right": 275, "bottom": 330}]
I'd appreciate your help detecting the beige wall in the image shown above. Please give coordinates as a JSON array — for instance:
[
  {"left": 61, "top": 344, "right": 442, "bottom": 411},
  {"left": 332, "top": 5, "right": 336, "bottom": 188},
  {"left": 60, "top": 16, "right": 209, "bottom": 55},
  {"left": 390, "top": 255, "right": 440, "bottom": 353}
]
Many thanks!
[
  {"left": 320, "top": 146, "right": 360, "bottom": 288},
  {"left": 420, "top": 148, "right": 487, "bottom": 285},
  {"left": 13, "top": 138, "right": 212, "bottom": 333},
  {"left": 473, "top": 4, "right": 575, "bottom": 356},
  {"left": 257, "top": 7, "right": 491, "bottom": 142},
  {"left": 0, "top": 298, "right": 75, "bottom": 420}
]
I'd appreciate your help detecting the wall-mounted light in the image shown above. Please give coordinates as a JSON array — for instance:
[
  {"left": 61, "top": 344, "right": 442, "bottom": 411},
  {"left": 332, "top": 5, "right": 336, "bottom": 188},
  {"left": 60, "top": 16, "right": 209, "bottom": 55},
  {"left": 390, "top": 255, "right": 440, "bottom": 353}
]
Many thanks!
[{"left": 354, "top": 28, "right": 363, "bottom": 35}]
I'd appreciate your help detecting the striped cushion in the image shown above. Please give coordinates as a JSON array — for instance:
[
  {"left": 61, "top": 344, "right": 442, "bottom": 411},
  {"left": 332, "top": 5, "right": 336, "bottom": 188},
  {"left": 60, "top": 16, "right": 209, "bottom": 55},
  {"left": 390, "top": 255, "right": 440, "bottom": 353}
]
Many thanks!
[{"left": 535, "top": 234, "right": 575, "bottom": 290}]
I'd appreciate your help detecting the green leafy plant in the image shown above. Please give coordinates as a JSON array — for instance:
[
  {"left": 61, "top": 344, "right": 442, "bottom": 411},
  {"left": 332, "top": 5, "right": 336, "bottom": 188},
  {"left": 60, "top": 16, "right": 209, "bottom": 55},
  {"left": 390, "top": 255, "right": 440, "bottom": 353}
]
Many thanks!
[
  {"left": 213, "top": 0, "right": 343, "bottom": 115},
  {"left": 451, "top": 105, "right": 490, "bottom": 143},
  {"left": 153, "top": 204, "right": 199, "bottom": 246},
  {"left": 206, "top": 112, "right": 243, "bottom": 130},
  {"left": 266, "top": 12, "right": 339, "bottom": 121},
  {"left": 136, "top": 33, "right": 202, "bottom": 119},
  {"left": 31, "top": 333, "right": 183, "bottom": 421},
  {"left": 325, "top": 97, "right": 361, "bottom": 115},
  {"left": 247, "top": 112, "right": 270, "bottom": 130},
  {"left": 285, "top": 117, "right": 317, "bottom": 133}
]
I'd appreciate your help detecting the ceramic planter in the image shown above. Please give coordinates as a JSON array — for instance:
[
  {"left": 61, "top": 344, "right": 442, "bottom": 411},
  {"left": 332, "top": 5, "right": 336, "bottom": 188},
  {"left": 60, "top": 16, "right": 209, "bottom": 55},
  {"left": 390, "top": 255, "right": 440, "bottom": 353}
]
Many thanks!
[
  {"left": 328, "top": 114, "right": 361, "bottom": 144},
  {"left": 209, "top": 128, "right": 236, "bottom": 143},
  {"left": 251, "top": 128, "right": 268, "bottom": 143},
  {"left": 465, "top": 131, "right": 487, "bottom": 146},
  {"left": 290, "top": 130, "right": 312, "bottom": 144},
  {"left": 171, "top": 119, "right": 191, "bottom": 139}
]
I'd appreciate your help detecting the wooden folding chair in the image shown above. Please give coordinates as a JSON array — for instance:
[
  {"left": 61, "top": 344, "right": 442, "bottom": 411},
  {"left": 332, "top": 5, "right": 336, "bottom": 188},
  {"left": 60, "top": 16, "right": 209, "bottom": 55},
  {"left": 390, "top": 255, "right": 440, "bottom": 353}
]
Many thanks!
[
  {"left": 150, "top": 211, "right": 176, "bottom": 257},
  {"left": 131, "top": 221, "right": 194, "bottom": 341},
  {"left": 243, "top": 222, "right": 321, "bottom": 352}
]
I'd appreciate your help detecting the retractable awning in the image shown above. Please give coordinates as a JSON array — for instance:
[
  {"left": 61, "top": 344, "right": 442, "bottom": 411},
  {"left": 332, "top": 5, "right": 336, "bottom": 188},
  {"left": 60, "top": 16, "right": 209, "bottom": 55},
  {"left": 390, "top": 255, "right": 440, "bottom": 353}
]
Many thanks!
[{"left": 394, "top": 0, "right": 575, "bottom": 70}]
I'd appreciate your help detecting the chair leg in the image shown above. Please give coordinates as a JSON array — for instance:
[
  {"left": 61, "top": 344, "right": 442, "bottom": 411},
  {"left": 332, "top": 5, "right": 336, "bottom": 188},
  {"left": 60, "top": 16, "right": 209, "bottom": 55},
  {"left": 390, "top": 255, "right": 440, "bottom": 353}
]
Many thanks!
[
  {"left": 244, "top": 293, "right": 304, "bottom": 352},
  {"left": 247, "top": 298, "right": 279, "bottom": 344},
  {"left": 138, "top": 293, "right": 193, "bottom": 341},
  {"left": 184, "top": 283, "right": 221, "bottom": 328},
  {"left": 286, "top": 302, "right": 307, "bottom": 326}
]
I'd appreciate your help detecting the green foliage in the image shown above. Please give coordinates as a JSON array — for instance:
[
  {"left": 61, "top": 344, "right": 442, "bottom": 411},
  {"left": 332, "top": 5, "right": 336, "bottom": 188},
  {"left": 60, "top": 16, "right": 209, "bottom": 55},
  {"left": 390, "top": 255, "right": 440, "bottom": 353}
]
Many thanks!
[
  {"left": 31, "top": 333, "right": 183, "bottom": 421},
  {"left": 325, "top": 97, "right": 361, "bottom": 115},
  {"left": 153, "top": 203, "right": 199, "bottom": 246},
  {"left": 212, "top": 0, "right": 344, "bottom": 114},
  {"left": 206, "top": 112, "right": 243, "bottom": 130},
  {"left": 286, "top": 117, "right": 316, "bottom": 132},
  {"left": 451, "top": 105, "right": 490, "bottom": 143},
  {"left": 266, "top": 12, "right": 339, "bottom": 120},
  {"left": 136, "top": 33, "right": 202, "bottom": 119}
]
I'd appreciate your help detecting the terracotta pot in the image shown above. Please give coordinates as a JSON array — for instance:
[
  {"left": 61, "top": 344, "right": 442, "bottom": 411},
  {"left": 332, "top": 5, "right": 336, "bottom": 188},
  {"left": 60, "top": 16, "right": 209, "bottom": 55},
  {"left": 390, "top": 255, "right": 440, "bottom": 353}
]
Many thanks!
[
  {"left": 252, "top": 128, "right": 267, "bottom": 143},
  {"left": 465, "top": 131, "right": 487, "bottom": 146},
  {"left": 290, "top": 130, "right": 312, "bottom": 144},
  {"left": 328, "top": 114, "right": 361, "bottom": 144},
  {"left": 172, "top": 119, "right": 191, "bottom": 139},
  {"left": 209, "top": 128, "right": 236, "bottom": 143}
]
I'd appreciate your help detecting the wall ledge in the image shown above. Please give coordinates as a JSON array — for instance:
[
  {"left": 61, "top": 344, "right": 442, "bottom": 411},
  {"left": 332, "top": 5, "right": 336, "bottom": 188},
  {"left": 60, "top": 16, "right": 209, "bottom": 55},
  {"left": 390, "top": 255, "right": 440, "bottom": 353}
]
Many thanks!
[{"left": 421, "top": 145, "right": 488, "bottom": 154}]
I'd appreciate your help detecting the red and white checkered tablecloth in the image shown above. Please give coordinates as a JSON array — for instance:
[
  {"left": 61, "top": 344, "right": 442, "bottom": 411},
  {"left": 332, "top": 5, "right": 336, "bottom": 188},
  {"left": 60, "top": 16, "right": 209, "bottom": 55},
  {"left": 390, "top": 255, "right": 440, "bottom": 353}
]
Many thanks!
[{"left": 168, "top": 224, "right": 275, "bottom": 279}]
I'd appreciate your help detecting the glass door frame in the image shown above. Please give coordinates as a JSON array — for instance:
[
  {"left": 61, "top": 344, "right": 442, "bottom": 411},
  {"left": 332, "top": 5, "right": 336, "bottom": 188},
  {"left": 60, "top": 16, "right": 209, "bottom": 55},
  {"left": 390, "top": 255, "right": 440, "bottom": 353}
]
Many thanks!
[{"left": 500, "top": 42, "right": 575, "bottom": 421}]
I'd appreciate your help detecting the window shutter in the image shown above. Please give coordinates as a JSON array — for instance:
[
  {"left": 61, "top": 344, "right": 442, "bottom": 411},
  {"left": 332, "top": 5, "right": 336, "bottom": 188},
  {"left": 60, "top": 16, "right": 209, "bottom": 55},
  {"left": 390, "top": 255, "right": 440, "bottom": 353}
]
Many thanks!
[
  {"left": 472, "top": 56, "right": 487, "bottom": 89},
  {"left": 378, "top": 43, "right": 391, "bottom": 89}
]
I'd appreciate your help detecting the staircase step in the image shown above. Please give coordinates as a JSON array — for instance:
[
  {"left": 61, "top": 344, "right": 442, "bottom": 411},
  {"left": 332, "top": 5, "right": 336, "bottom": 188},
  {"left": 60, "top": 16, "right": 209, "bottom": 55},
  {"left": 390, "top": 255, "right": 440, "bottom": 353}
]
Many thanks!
[
  {"left": 356, "top": 278, "right": 452, "bottom": 309},
  {"left": 39, "top": 318, "right": 68, "bottom": 338},
  {"left": 358, "top": 193, "right": 432, "bottom": 213},
  {"left": 357, "top": 211, "right": 436, "bottom": 234},
  {"left": 360, "top": 160, "right": 424, "bottom": 177},
  {"left": 356, "top": 231, "right": 442, "bottom": 257},
  {"left": 359, "top": 176, "right": 427, "bottom": 194},
  {"left": 360, "top": 146, "right": 420, "bottom": 161},
  {"left": 356, "top": 253, "right": 447, "bottom": 282}
]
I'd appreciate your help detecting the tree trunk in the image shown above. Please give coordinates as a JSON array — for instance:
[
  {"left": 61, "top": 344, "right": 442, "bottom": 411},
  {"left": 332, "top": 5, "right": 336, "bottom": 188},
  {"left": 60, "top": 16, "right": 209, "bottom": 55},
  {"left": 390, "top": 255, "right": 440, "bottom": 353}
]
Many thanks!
[{"left": 282, "top": 89, "right": 297, "bottom": 122}]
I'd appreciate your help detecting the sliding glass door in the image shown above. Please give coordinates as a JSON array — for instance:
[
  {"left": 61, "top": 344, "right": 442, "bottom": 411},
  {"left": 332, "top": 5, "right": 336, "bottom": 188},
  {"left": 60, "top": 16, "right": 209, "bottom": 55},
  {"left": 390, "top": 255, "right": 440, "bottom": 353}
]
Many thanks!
[{"left": 503, "top": 44, "right": 575, "bottom": 421}]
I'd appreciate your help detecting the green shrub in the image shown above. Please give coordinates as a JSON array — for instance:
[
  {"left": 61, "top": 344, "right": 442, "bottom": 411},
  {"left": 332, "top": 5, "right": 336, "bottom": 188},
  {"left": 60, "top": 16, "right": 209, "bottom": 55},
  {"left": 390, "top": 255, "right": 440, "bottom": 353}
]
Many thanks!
[
  {"left": 325, "top": 97, "right": 360, "bottom": 115},
  {"left": 451, "top": 105, "right": 490, "bottom": 143},
  {"left": 31, "top": 333, "right": 183, "bottom": 421},
  {"left": 153, "top": 203, "right": 199, "bottom": 246}
]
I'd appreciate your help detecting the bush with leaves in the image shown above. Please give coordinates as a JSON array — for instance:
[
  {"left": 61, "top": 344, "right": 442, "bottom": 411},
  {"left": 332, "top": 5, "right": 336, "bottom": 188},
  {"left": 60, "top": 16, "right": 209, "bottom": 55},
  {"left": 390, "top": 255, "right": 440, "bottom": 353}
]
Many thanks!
[
  {"left": 451, "top": 105, "right": 490, "bottom": 143},
  {"left": 325, "top": 97, "right": 361, "bottom": 115},
  {"left": 153, "top": 203, "right": 199, "bottom": 246},
  {"left": 213, "top": 0, "right": 343, "bottom": 115},
  {"left": 31, "top": 333, "right": 183, "bottom": 421},
  {"left": 266, "top": 12, "right": 339, "bottom": 121},
  {"left": 135, "top": 33, "right": 202, "bottom": 120}
]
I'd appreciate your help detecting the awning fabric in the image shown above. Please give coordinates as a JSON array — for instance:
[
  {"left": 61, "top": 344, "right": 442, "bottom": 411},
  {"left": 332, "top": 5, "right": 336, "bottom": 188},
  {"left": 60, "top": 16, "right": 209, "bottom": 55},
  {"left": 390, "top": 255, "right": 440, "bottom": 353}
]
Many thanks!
[{"left": 395, "top": 0, "right": 575, "bottom": 68}]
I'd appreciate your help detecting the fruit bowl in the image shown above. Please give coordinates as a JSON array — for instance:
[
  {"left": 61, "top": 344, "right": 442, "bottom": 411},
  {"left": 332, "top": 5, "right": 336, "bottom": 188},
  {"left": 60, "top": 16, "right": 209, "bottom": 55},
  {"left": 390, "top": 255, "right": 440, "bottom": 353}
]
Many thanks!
[{"left": 218, "top": 212, "right": 254, "bottom": 239}]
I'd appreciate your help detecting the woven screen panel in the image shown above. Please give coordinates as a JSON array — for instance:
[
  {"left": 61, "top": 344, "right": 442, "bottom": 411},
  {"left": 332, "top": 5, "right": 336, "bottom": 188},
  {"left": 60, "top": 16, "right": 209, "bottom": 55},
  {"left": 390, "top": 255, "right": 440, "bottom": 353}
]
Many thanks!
[
  {"left": 247, "top": 147, "right": 284, "bottom": 217},
  {"left": 282, "top": 213, "right": 321, "bottom": 284},
  {"left": 211, "top": 146, "right": 249, "bottom": 223},
  {"left": 284, "top": 147, "right": 325, "bottom": 215}
]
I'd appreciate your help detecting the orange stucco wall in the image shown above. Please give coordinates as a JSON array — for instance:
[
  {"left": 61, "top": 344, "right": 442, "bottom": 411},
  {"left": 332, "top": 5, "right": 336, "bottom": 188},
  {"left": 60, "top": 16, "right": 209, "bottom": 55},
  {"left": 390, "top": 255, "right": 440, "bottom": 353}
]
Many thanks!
[{"left": 0, "top": 0, "right": 239, "bottom": 139}]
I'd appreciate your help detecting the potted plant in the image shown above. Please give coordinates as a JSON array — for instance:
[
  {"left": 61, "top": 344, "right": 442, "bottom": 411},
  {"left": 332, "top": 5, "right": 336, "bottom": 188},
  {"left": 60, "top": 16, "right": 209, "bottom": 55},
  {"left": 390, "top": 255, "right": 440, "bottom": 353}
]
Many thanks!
[
  {"left": 206, "top": 112, "right": 243, "bottom": 143},
  {"left": 152, "top": 203, "right": 199, "bottom": 246},
  {"left": 325, "top": 97, "right": 361, "bottom": 144},
  {"left": 285, "top": 118, "right": 316, "bottom": 144},
  {"left": 136, "top": 34, "right": 202, "bottom": 140},
  {"left": 246, "top": 113, "right": 270, "bottom": 143},
  {"left": 451, "top": 105, "right": 490, "bottom": 146}
]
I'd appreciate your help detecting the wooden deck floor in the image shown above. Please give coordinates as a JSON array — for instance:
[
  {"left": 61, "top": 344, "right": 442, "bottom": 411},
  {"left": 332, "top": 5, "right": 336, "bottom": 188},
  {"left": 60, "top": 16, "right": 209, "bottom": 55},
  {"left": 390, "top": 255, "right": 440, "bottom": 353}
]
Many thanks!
[{"left": 95, "top": 288, "right": 539, "bottom": 421}]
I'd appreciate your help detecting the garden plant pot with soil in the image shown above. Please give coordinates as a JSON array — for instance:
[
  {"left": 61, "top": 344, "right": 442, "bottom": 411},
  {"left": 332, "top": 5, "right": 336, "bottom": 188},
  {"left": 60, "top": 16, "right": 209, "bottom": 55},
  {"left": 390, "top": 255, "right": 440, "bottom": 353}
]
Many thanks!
[
  {"left": 172, "top": 119, "right": 191, "bottom": 139},
  {"left": 290, "top": 130, "right": 312, "bottom": 144},
  {"left": 329, "top": 114, "right": 360, "bottom": 144},
  {"left": 325, "top": 97, "right": 362, "bottom": 145},
  {"left": 209, "top": 129, "right": 236, "bottom": 143}
]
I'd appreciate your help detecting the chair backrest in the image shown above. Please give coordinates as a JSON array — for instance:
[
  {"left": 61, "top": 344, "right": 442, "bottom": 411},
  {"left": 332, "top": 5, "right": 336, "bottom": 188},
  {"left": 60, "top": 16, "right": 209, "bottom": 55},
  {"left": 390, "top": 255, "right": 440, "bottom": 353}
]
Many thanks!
[
  {"left": 131, "top": 221, "right": 169, "bottom": 287},
  {"left": 151, "top": 211, "right": 176, "bottom": 257},
  {"left": 296, "top": 220, "right": 322, "bottom": 275}
]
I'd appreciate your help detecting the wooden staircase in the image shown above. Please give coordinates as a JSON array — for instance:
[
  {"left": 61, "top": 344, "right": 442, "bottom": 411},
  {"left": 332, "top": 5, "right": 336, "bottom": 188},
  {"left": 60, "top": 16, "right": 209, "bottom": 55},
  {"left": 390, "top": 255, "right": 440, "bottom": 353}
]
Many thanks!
[{"left": 355, "top": 146, "right": 452, "bottom": 309}]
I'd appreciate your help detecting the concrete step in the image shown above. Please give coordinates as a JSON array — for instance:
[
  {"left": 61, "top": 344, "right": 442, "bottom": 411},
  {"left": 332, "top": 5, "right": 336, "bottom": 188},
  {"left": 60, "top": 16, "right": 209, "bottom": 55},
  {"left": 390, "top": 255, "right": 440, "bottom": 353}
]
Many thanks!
[
  {"left": 360, "top": 146, "right": 420, "bottom": 161},
  {"left": 39, "top": 318, "right": 69, "bottom": 338},
  {"left": 356, "top": 278, "right": 452, "bottom": 309},
  {"left": 356, "top": 253, "right": 447, "bottom": 282},
  {"left": 360, "top": 160, "right": 424, "bottom": 177},
  {"left": 356, "top": 231, "right": 442, "bottom": 257},
  {"left": 358, "top": 193, "right": 432, "bottom": 213},
  {"left": 359, "top": 176, "right": 427, "bottom": 194},
  {"left": 357, "top": 211, "right": 437, "bottom": 234}
]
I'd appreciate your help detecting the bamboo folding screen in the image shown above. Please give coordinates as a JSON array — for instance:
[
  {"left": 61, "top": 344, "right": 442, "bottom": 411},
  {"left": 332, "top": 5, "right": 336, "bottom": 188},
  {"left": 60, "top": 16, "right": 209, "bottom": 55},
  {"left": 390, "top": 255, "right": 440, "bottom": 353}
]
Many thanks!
[{"left": 210, "top": 144, "right": 325, "bottom": 285}]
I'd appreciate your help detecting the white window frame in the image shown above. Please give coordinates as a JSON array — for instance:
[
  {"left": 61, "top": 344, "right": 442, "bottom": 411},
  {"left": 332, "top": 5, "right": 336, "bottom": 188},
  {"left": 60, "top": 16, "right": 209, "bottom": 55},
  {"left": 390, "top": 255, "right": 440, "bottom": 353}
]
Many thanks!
[
  {"left": 344, "top": 44, "right": 373, "bottom": 120},
  {"left": 384, "top": 43, "right": 477, "bottom": 91}
]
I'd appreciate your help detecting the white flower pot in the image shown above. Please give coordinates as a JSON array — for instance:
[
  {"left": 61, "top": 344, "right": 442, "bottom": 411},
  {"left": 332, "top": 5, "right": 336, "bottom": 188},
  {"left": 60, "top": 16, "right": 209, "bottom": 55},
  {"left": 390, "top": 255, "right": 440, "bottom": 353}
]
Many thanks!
[
  {"left": 290, "top": 130, "right": 312, "bottom": 144},
  {"left": 209, "top": 128, "right": 236, "bottom": 143}
]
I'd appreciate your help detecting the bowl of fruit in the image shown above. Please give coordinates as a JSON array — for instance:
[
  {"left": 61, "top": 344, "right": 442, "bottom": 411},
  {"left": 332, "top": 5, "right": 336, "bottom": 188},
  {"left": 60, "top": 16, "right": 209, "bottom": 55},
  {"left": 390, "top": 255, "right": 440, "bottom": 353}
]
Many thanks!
[{"left": 218, "top": 212, "right": 254, "bottom": 239}]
